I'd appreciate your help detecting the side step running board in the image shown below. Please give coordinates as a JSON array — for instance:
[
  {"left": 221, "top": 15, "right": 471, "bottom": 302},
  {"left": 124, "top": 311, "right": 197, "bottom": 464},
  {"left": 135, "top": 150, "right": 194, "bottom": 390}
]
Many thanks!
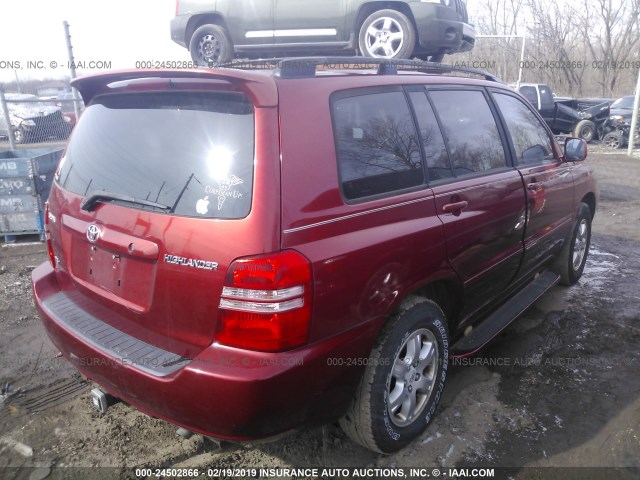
[{"left": 451, "top": 271, "right": 560, "bottom": 356}]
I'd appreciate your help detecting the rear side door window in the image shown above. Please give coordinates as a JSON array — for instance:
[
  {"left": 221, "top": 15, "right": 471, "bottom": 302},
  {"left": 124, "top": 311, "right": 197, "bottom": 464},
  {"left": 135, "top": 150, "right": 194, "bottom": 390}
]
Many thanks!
[
  {"left": 428, "top": 90, "right": 509, "bottom": 177},
  {"left": 332, "top": 89, "right": 425, "bottom": 201},
  {"left": 493, "top": 93, "right": 555, "bottom": 166}
]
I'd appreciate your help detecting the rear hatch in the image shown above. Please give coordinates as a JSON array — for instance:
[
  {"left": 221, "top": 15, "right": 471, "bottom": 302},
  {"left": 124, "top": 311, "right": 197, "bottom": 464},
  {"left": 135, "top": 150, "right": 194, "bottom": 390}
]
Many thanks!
[{"left": 49, "top": 77, "right": 280, "bottom": 356}]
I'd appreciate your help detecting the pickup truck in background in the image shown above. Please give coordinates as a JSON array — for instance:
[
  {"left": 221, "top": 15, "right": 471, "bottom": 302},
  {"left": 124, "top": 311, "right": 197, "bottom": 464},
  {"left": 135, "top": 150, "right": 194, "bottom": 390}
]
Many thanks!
[{"left": 516, "top": 83, "right": 612, "bottom": 142}]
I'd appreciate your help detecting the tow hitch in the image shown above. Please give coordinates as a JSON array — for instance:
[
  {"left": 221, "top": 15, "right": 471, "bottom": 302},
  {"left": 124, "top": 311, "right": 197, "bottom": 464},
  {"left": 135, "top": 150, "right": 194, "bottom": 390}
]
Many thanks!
[{"left": 90, "top": 388, "right": 113, "bottom": 413}]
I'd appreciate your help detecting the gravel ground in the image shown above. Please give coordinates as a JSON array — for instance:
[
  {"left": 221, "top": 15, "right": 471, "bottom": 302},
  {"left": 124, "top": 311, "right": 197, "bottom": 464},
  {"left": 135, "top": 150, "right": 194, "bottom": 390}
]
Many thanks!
[{"left": 0, "top": 148, "right": 639, "bottom": 480}]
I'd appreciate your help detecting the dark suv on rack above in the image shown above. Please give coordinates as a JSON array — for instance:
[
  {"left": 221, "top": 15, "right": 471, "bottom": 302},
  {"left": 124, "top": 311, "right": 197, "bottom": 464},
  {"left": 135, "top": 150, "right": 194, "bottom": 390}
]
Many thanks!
[
  {"left": 170, "top": 0, "right": 475, "bottom": 64},
  {"left": 33, "top": 58, "right": 596, "bottom": 454}
]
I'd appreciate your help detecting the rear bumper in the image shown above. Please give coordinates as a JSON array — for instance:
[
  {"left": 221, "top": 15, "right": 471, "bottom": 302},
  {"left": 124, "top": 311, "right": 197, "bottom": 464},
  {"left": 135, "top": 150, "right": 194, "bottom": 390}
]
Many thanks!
[
  {"left": 32, "top": 262, "right": 377, "bottom": 439},
  {"left": 409, "top": 4, "right": 476, "bottom": 55}
]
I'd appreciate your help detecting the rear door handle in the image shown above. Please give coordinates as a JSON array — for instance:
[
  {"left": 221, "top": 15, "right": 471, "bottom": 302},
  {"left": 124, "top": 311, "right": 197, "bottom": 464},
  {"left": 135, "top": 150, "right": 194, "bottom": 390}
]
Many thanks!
[
  {"left": 527, "top": 182, "right": 543, "bottom": 191},
  {"left": 442, "top": 201, "right": 468, "bottom": 216}
]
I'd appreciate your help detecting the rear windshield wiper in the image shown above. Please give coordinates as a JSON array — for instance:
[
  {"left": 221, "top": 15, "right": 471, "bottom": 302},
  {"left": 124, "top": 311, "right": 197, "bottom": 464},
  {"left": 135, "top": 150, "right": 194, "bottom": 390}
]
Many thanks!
[{"left": 81, "top": 191, "right": 171, "bottom": 212}]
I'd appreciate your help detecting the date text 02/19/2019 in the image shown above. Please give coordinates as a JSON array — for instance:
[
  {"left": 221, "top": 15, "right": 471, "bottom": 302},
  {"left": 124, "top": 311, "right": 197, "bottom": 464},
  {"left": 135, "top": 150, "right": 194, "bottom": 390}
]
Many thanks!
[{"left": 519, "top": 60, "right": 640, "bottom": 70}]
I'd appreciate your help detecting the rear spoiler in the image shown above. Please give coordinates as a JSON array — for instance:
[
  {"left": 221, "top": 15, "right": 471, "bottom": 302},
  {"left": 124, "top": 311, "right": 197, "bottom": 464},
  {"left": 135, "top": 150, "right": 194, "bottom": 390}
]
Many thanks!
[{"left": 70, "top": 69, "right": 278, "bottom": 107}]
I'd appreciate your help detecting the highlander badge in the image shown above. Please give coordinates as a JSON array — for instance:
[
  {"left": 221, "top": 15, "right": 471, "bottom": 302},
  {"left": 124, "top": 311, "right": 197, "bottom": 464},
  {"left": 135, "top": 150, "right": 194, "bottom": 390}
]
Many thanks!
[{"left": 164, "top": 254, "right": 218, "bottom": 271}]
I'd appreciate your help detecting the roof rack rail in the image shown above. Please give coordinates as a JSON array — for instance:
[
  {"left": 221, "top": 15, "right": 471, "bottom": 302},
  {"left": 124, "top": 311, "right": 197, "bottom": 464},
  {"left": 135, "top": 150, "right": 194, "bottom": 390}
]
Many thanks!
[{"left": 220, "top": 57, "right": 503, "bottom": 83}]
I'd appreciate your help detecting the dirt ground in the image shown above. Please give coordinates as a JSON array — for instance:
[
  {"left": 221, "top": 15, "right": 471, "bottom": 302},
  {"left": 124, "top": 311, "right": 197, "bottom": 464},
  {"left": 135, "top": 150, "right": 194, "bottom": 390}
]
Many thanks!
[{"left": 1, "top": 148, "right": 639, "bottom": 480}]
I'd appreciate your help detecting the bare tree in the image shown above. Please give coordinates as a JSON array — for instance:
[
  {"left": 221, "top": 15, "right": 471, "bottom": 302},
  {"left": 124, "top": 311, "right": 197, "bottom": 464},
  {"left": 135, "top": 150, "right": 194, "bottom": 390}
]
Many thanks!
[
  {"left": 525, "top": 0, "right": 587, "bottom": 95},
  {"left": 468, "top": 0, "right": 640, "bottom": 97},
  {"left": 469, "top": 0, "right": 526, "bottom": 81},
  {"left": 581, "top": 0, "right": 640, "bottom": 96}
]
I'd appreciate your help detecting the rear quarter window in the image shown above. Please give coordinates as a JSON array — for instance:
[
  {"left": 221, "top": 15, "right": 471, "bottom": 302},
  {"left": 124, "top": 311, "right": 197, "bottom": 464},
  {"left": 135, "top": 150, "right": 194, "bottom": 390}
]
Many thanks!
[
  {"left": 331, "top": 90, "right": 424, "bottom": 201},
  {"left": 57, "top": 92, "right": 255, "bottom": 219}
]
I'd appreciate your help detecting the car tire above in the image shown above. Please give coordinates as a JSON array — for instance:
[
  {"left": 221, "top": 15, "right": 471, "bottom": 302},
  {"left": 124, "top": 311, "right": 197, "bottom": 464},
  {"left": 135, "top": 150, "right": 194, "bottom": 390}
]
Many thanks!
[
  {"left": 573, "top": 119, "right": 597, "bottom": 143},
  {"left": 339, "top": 296, "right": 448, "bottom": 453},
  {"left": 554, "top": 202, "right": 592, "bottom": 286},
  {"left": 189, "top": 24, "right": 234, "bottom": 66},
  {"left": 358, "top": 9, "right": 416, "bottom": 60}
]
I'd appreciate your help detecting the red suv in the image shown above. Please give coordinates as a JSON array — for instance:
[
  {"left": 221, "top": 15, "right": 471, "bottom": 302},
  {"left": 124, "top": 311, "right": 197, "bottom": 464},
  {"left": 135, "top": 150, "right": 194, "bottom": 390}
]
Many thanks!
[{"left": 32, "top": 58, "right": 597, "bottom": 454}]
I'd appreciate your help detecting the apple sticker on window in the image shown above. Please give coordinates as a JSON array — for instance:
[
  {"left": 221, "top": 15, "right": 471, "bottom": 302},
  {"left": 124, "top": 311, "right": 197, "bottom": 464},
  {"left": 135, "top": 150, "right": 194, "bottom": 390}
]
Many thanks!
[{"left": 196, "top": 196, "right": 210, "bottom": 215}]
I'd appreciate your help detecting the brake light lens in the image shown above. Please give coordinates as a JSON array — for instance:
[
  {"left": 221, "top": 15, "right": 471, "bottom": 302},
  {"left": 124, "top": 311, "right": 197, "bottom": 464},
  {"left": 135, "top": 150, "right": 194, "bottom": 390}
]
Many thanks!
[
  {"left": 175, "top": 0, "right": 180, "bottom": 16},
  {"left": 216, "top": 251, "right": 313, "bottom": 352},
  {"left": 44, "top": 202, "right": 56, "bottom": 269}
]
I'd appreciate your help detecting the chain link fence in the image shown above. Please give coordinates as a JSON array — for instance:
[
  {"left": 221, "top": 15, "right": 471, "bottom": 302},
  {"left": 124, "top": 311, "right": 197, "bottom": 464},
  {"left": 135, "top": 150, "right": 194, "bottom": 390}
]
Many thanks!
[
  {"left": 0, "top": 85, "right": 81, "bottom": 242},
  {"left": 0, "top": 90, "right": 84, "bottom": 148}
]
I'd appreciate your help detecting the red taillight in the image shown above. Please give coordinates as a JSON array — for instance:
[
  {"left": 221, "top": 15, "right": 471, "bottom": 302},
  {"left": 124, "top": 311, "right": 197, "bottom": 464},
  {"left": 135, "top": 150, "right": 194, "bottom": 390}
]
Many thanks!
[
  {"left": 216, "top": 251, "right": 313, "bottom": 352},
  {"left": 175, "top": 0, "right": 180, "bottom": 16},
  {"left": 44, "top": 202, "right": 56, "bottom": 269}
]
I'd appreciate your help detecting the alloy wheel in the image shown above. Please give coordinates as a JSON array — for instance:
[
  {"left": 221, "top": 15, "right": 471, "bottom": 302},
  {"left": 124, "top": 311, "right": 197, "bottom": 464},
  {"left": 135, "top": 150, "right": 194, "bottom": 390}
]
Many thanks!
[
  {"left": 572, "top": 219, "right": 589, "bottom": 271},
  {"left": 364, "top": 17, "right": 406, "bottom": 58},
  {"left": 387, "top": 328, "right": 439, "bottom": 427}
]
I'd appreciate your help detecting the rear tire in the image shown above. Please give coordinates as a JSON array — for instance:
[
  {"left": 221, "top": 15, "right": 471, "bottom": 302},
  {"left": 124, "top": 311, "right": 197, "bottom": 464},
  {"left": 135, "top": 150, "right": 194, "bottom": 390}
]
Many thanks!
[
  {"left": 554, "top": 202, "right": 592, "bottom": 286},
  {"left": 573, "top": 120, "right": 596, "bottom": 143},
  {"left": 339, "top": 297, "right": 448, "bottom": 453},
  {"left": 189, "top": 24, "right": 234, "bottom": 66}
]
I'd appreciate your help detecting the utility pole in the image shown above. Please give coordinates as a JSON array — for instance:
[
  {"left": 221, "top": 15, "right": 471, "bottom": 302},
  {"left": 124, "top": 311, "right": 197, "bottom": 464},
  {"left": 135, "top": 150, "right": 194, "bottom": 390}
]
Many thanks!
[
  {"left": 0, "top": 87, "right": 17, "bottom": 151},
  {"left": 476, "top": 33, "right": 526, "bottom": 87},
  {"left": 13, "top": 70, "right": 21, "bottom": 93},
  {"left": 63, "top": 21, "right": 82, "bottom": 122}
]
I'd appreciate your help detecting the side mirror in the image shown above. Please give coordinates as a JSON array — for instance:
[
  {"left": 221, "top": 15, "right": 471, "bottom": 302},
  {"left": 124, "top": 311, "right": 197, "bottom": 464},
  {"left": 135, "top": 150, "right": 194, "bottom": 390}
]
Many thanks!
[{"left": 564, "top": 137, "right": 588, "bottom": 162}]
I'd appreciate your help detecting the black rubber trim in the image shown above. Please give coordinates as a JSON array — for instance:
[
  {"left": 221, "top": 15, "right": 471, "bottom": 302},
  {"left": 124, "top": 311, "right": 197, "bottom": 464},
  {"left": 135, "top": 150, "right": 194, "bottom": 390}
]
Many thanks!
[{"left": 42, "top": 291, "right": 190, "bottom": 377}]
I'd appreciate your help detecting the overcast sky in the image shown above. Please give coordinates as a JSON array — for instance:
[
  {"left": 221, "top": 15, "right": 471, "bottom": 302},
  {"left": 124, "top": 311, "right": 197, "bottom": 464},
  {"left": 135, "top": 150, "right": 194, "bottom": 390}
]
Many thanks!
[{"left": 0, "top": 0, "right": 186, "bottom": 82}]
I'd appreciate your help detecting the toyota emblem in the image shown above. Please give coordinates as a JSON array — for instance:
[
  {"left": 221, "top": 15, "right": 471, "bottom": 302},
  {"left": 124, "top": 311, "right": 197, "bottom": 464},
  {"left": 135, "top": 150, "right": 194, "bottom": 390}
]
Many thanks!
[{"left": 86, "top": 224, "right": 101, "bottom": 243}]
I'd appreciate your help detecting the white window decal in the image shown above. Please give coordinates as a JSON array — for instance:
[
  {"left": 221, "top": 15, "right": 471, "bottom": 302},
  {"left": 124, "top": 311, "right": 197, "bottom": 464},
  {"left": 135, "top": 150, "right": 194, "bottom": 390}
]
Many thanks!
[{"left": 204, "top": 173, "right": 245, "bottom": 211}]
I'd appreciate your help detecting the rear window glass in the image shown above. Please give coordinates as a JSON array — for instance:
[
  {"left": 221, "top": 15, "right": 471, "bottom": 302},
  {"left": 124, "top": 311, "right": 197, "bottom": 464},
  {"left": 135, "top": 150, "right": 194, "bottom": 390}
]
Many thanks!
[
  {"left": 332, "top": 91, "right": 424, "bottom": 201},
  {"left": 58, "top": 92, "right": 255, "bottom": 219}
]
